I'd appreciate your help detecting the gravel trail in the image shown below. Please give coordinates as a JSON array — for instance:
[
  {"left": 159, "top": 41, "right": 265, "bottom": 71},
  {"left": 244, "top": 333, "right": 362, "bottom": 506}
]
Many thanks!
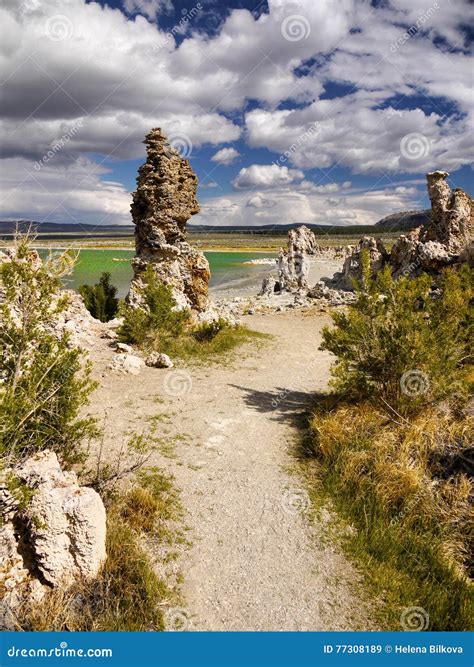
[{"left": 90, "top": 310, "right": 370, "bottom": 631}]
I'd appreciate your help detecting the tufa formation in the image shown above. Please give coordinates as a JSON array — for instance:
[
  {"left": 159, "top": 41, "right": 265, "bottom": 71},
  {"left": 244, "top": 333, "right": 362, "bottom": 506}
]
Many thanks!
[
  {"left": 128, "top": 128, "right": 210, "bottom": 312},
  {"left": 332, "top": 171, "right": 473, "bottom": 289}
]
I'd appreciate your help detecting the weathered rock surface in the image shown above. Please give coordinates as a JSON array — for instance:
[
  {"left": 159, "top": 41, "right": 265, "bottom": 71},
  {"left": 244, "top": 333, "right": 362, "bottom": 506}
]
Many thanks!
[
  {"left": 286, "top": 226, "right": 314, "bottom": 288},
  {"left": 331, "top": 171, "right": 473, "bottom": 287},
  {"left": 390, "top": 171, "right": 473, "bottom": 278},
  {"left": 307, "top": 281, "right": 357, "bottom": 306},
  {"left": 108, "top": 353, "right": 144, "bottom": 375},
  {"left": 331, "top": 236, "right": 389, "bottom": 290},
  {"left": 128, "top": 128, "right": 210, "bottom": 312},
  {"left": 0, "top": 451, "right": 106, "bottom": 626},
  {"left": 274, "top": 226, "right": 317, "bottom": 292},
  {"left": 259, "top": 274, "right": 276, "bottom": 296},
  {"left": 145, "top": 351, "right": 173, "bottom": 368},
  {"left": 17, "top": 452, "right": 106, "bottom": 587},
  {"left": 312, "top": 244, "right": 353, "bottom": 260}
]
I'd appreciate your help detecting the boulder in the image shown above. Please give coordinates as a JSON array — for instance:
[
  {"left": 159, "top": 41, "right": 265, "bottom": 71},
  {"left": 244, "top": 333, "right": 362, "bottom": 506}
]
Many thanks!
[
  {"left": 108, "top": 353, "right": 144, "bottom": 374},
  {"left": 115, "top": 342, "right": 134, "bottom": 354},
  {"left": 145, "top": 352, "right": 174, "bottom": 368},
  {"left": 15, "top": 451, "right": 106, "bottom": 587},
  {"left": 0, "top": 451, "right": 106, "bottom": 623}
]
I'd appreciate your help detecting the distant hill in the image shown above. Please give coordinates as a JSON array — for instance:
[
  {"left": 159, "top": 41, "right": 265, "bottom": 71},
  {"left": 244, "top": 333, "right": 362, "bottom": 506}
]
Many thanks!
[
  {"left": 0, "top": 221, "right": 134, "bottom": 238},
  {"left": 0, "top": 213, "right": 430, "bottom": 239},
  {"left": 374, "top": 210, "right": 430, "bottom": 232}
]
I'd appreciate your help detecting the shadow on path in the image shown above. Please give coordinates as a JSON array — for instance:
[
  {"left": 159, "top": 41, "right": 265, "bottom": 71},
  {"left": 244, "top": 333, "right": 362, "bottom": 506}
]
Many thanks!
[{"left": 230, "top": 384, "right": 321, "bottom": 428}]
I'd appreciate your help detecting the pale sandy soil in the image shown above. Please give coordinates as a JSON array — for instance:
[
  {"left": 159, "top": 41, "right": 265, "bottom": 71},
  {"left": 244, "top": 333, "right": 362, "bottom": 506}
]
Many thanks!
[{"left": 87, "top": 309, "right": 373, "bottom": 631}]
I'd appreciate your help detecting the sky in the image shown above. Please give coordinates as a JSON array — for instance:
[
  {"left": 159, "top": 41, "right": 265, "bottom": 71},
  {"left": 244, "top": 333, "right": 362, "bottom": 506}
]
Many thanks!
[{"left": 0, "top": 0, "right": 472, "bottom": 229}]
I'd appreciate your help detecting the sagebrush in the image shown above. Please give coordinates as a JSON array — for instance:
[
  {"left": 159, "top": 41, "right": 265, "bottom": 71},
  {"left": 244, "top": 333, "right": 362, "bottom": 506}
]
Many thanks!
[{"left": 0, "top": 238, "right": 98, "bottom": 465}]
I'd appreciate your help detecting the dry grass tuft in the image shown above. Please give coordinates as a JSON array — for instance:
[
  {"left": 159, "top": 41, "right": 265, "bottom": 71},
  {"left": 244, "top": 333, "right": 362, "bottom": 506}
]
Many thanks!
[{"left": 308, "top": 401, "right": 473, "bottom": 630}]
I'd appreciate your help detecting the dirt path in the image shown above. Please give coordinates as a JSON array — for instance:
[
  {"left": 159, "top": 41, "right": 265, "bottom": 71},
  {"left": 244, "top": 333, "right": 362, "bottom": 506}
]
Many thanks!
[{"left": 90, "top": 310, "right": 370, "bottom": 631}]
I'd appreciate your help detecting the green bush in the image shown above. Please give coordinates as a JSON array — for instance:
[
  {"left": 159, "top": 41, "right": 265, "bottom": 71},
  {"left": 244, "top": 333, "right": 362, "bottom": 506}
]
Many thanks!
[
  {"left": 79, "top": 272, "right": 118, "bottom": 322},
  {"left": 118, "top": 267, "right": 190, "bottom": 346},
  {"left": 0, "top": 238, "right": 98, "bottom": 464},
  {"left": 320, "top": 252, "right": 473, "bottom": 414},
  {"left": 192, "top": 317, "right": 227, "bottom": 342}
]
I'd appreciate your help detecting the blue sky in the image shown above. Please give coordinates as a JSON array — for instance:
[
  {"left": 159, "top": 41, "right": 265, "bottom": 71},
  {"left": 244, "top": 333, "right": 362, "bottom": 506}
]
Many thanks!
[{"left": 0, "top": 0, "right": 472, "bottom": 228}]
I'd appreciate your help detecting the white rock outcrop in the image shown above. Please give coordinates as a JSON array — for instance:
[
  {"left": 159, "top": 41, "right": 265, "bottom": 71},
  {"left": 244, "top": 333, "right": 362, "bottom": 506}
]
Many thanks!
[
  {"left": 108, "top": 353, "right": 144, "bottom": 374},
  {"left": 17, "top": 451, "right": 106, "bottom": 587},
  {"left": 145, "top": 352, "right": 173, "bottom": 368},
  {"left": 0, "top": 451, "right": 106, "bottom": 626}
]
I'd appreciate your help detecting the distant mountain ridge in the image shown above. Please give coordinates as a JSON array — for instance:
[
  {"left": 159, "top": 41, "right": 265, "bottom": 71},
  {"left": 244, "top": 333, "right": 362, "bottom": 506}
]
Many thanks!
[
  {"left": 0, "top": 221, "right": 134, "bottom": 236},
  {"left": 374, "top": 210, "right": 431, "bottom": 231},
  {"left": 0, "top": 212, "right": 430, "bottom": 238}
]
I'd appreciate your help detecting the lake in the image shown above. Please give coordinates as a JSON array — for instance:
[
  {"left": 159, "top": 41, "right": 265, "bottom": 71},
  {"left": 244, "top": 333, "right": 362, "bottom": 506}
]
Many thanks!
[{"left": 37, "top": 249, "right": 276, "bottom": 298}]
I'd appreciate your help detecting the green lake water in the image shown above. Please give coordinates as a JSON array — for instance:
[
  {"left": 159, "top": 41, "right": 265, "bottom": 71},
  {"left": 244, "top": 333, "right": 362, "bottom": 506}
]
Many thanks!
[{"left": 37, "top": 249, "right": 275, "bottom": 297}]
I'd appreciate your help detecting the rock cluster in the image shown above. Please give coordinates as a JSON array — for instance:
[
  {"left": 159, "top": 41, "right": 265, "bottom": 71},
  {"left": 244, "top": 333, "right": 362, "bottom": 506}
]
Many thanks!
[
  {"left": 331, "top": 171, "right": 473, "bottom": 288},
  {"left": 331, "top": 236, "right": 389, "bottom": 290},
  {"left": 128, "top": 128, "right": 210, "bottom": 313},
  {"left": 0, "top": 451, "right": 106, "bottom": 627}
]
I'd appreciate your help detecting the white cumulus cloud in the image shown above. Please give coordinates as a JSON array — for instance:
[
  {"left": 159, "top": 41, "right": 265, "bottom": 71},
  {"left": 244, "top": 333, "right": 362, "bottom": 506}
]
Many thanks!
[{"left": 211, "top": 147, "right": 240, "bottom": 165}]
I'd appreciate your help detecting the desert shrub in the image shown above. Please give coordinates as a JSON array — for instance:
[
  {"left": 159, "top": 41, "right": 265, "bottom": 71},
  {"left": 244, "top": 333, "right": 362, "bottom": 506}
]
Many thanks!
[
  {"left": 0, "top": 237, "right": 98, "bottom": 465},
  {"left": 118, "top": 267, "right": 267, "bottom": 361},
  {"left": 158, "top": 323, "right": 268, "bottom": 363},
  {"left": 118, "top": 266, "right": 190, "bottom": 345},
  {"left": 320, "top": 253, "right": 473, "bottom": 414},
  {"left": 310, "top": 257, "right": 473, "bottom": 630},
  {"left": 79, "top": 272, "right": 118, "bottom": 322},
  {"left": 309, "top": 401, "right": 473, "bottom": 630},
  {"left": 192, "top": 317, "right": 227, "bottom": 342}
]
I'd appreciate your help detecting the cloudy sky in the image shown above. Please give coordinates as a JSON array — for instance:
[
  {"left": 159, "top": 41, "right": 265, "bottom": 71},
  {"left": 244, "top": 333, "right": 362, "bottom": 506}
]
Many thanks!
[{"left": 0, "top": 0, "right": 472, "bottom": 228}]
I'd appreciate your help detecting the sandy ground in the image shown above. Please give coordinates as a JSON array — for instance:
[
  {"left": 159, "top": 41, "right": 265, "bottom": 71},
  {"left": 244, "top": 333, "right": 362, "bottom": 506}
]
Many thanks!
[{"left": 88, "top": 308, "right": 372, "bottom": 631}]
